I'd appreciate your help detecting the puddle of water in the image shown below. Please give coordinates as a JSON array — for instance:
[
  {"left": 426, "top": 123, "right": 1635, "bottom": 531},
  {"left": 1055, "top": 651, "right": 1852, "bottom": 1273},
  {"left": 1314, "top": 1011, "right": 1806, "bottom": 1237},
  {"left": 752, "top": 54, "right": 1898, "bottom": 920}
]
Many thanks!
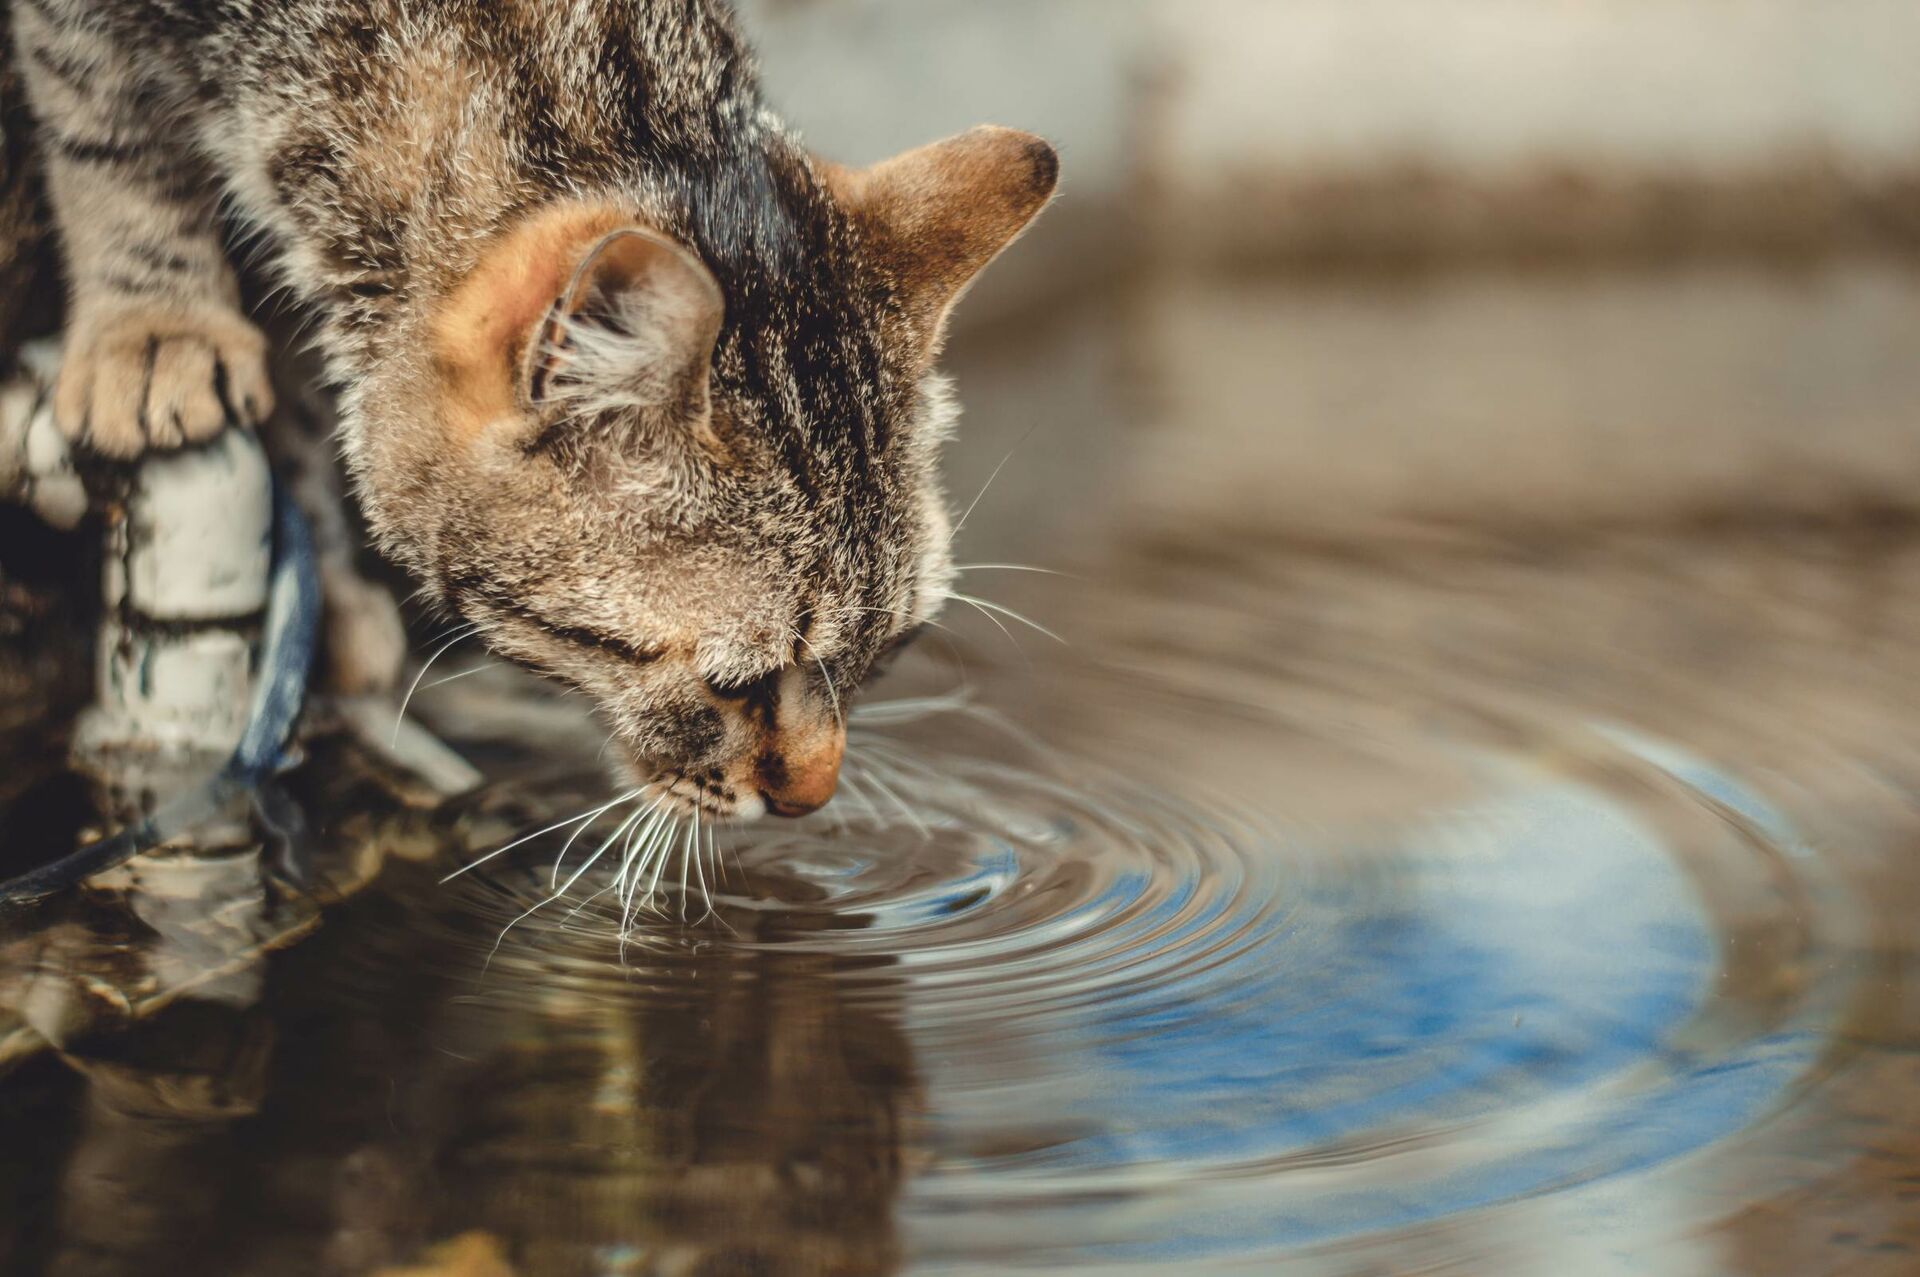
[
  {"left": 4, "top": 262, "right": 1920, "bottom": 1275},
  {"left": 1, "top": 641, "right": 1909, "bottom": 1276}
]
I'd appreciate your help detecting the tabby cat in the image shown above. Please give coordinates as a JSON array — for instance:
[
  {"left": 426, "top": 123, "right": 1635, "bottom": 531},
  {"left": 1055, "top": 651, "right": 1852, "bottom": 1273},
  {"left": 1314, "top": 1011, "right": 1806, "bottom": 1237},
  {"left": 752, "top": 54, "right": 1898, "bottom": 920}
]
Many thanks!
[{"left": 11, "top": 0, "right": 1056, "bottom": 820}]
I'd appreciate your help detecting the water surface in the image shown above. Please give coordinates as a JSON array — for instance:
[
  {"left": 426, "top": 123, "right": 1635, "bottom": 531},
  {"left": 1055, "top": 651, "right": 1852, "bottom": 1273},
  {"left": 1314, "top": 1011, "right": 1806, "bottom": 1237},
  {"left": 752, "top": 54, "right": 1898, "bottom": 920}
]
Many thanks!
[{"left": 4, "top": 266, "right": 1920, "bottom": 1275}]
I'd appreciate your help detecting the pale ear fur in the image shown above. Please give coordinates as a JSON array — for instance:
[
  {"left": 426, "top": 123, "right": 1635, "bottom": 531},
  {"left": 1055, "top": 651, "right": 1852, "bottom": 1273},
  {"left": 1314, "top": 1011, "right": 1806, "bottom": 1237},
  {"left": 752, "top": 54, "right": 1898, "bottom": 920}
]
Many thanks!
[{"left": 527, "top": 227, "right": 725, "bottom": 422}]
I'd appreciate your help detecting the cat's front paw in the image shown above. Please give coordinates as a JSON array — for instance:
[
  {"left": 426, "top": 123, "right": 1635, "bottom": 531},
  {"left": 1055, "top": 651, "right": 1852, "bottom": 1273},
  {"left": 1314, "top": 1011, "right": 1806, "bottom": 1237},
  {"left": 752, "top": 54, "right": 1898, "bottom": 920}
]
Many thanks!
[{"left": 54, "top": 305, "right": 275, "bottom": 458}]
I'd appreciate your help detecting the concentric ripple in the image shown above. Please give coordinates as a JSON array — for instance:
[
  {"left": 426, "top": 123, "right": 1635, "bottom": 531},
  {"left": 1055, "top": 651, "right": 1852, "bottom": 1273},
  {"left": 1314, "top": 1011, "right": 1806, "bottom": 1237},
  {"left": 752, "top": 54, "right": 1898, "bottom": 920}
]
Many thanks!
[{"left": 444, "top": 715, "right": 1866, "bottom": 1270}]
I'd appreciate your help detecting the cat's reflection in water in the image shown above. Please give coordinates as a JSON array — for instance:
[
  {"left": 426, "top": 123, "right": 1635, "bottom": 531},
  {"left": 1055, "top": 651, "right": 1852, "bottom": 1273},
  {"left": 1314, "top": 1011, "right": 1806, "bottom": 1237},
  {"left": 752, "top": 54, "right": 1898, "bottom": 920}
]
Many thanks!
[{"left": 22, "top": 861, "right": 916, "bottom": 1277}]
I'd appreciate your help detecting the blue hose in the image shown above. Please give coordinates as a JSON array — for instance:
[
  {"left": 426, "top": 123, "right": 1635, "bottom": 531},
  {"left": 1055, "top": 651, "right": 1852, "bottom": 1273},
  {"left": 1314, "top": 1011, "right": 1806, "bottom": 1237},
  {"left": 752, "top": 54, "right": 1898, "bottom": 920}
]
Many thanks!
[{"left": 0, "top": 471, "right": 321, "bottom": 904}]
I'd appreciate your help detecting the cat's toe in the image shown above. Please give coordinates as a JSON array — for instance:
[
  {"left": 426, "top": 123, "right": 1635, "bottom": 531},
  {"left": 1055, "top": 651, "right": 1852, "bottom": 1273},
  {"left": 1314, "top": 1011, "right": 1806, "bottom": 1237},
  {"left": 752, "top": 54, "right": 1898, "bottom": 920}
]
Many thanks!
[{"left": 53, "top": 308, "right": 274, "bottom": 458}]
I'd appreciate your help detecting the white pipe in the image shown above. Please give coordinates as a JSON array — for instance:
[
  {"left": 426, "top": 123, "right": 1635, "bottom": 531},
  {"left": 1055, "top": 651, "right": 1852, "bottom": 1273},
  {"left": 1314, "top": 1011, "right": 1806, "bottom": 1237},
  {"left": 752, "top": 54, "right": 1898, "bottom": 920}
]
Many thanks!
[{"left": 79, "top": 427, "right": 273, "bottom": 762}]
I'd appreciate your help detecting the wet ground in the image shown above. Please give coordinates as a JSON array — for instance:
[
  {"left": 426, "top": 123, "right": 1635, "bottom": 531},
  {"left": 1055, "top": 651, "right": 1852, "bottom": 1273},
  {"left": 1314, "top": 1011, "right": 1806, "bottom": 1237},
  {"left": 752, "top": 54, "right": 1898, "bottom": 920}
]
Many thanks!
[{"left": 3, "top": 258, "right": 1920, "bottom": 1275}]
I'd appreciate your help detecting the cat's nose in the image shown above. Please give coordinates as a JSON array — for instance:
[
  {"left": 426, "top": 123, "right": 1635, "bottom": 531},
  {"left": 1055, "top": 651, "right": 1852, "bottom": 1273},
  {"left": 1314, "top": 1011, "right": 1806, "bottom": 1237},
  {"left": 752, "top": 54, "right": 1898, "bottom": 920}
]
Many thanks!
[{"left": 758, "top": 724, "right": 845, "bottom": 818}]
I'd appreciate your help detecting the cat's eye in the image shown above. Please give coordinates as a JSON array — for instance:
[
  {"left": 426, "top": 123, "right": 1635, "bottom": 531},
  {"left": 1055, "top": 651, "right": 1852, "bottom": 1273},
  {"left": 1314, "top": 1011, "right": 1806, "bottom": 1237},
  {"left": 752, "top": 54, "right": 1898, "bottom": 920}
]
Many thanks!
[
  {"left": 478, "top": 598, "right": 663, "bottom": 667},
  {"left": 539, "top": 622, "right": 661, "bottom": 666}
]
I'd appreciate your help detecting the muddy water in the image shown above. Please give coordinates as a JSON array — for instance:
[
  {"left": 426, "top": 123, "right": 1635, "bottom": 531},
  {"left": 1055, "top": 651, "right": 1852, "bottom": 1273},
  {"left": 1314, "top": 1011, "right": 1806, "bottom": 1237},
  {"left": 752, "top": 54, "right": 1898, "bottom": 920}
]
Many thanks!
[{"left": 4, "top": 262, "right": 1920, "bottom": 1276}]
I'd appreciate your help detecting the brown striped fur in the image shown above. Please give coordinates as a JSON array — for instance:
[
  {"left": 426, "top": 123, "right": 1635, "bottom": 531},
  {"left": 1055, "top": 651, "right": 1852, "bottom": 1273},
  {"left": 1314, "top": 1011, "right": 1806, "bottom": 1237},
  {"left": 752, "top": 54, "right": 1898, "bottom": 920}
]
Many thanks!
[{"left": 11, "top": 0, "right": 1057, "bottom": 819}]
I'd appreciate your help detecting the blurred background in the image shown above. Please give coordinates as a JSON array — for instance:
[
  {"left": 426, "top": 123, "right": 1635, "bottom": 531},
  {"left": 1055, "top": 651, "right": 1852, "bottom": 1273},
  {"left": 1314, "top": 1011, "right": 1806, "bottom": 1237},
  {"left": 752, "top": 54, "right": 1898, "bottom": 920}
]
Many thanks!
[{"left": 736, "top": 0, "right": 1920, "bottom": 550}]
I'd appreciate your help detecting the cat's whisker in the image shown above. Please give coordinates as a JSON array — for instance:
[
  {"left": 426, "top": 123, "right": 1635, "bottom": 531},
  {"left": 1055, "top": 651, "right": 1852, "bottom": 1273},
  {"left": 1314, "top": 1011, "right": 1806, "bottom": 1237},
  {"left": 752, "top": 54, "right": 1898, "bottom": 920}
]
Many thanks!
[
  {"left": 825, "top": 605, "right": 966, "bottom": 648},
  {"left": 856, "top": 740, "right": 950, "bottom": 792},
  {"left": 629, "top": 812, "right": 670, "bottom": 901},
  {"left": 696, "top": 828, "right": 737, "bottom": 932},
  {"left": 421, "top": 663, "right": 491, "bottom": 692},
  {"left": 555, "top": 804, "right": 644, "bottom": 903},
  {"left": 864, "top": 753, "right": 948, "bottom": 797},
  {"left": 705, "top": 821, "right": 720, "bottom": 898},
  {"left": 835, "top": 774, "right": 884, "bottom": 828},
  {"left": 709, "top": 825, "right": 737, "bottom": 893},
  {"left": 687, "top": 816, "right": 718, "bottom": 924},
  {"left": 690, "top": 805, "right": 704, "bottom": 918},
  {"left": 862, "top": 745, "right": 952, "bottom": 813},
  {"left": 424, "top": 616, "right": 481, "bottom": 645},
  {"left": 441, "top": 787, "right": 641, "bottom": 883},
  {"left": 488, "top": 816, "right": 637, "bottom": 968},
  {"left": 281, "top": 300, "right": 330, "bottom": 354},
  {"left": 558, "top": 882, "right": 619, "bottom": 930},
  {"left": 830, "top": 772, "right": 863, "bottom": 820},
  {"left": 943, "top": 591, "right": 1022, "bottom": 656},
  {"left": 791, "top": 627, "right": 841, "bottom": 726},
  {"left": 952, "top": 563, "right": 1073, "bottom": 579},
  {"left": 485, "top": 894, "right": 559, "bottom": 972},
  {"left": 940, "top": 591, "right": 1067, "bottom": 645},
  {"left": 394, "top": 622, "right": 484, "bottom": 745},
  {"left": 614, "top": 838, "right": 650, "bottom": 930},
  {"left": 575, "top": 790, "right": 667, "bottom": 892},
  {"left": 948, "top": 425, "right": 1038, "bottom": 545},
  {"left": 548, "top": 807, "right": 642, "bottom": 907},
  {"left": 619, "top": 805, "right": 678, "bottom": 924},
  {"left": 552, "top": 787, "right": 641, "bottom": 887},
  {"left": 637, "top": 811, "right": 683, "bottom": 921},
  {"left": 676, "top": 812, "right": 698, "bottom": 921},
  {"left": 622, "top": 802, "right": 668, "bottom": 910},
  {"left": 849, "top": 690, "right": 973, "bottom": 726},
  {"left": 609, "top": 813, "right": 638, "bottom": 899},
  {"left": 857, "top": 765, "right": 932, "bottom": 840}
]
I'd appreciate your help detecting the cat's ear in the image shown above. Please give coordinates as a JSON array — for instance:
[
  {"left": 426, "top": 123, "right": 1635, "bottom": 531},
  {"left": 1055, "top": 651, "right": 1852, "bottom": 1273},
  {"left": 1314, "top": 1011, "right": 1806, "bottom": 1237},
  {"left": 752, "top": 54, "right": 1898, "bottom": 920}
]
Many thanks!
[
  {"left": 831, "top": 126, "right": 1058, "bottom": 359},
  {"left": 523, "top": 227, "right": 724, "bottom": 423}
]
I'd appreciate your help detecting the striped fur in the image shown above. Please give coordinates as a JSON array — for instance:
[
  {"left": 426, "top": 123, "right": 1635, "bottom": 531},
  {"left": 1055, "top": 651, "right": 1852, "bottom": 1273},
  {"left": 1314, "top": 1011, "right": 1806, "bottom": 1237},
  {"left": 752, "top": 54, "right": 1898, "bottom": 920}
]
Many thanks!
[{"left": 12, "top": 0, "right": 1056, "bottom": 819}]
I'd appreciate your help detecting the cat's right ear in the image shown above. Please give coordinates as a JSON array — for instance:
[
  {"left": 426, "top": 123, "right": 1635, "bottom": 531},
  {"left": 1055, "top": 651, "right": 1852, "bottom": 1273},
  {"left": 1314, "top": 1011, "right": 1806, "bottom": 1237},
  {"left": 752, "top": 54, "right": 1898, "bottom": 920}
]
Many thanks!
[
  {"left": 432, "top": 208, "right": 724, "bottom": 455},
  {"left": 522, "top": 227, "right": 725, "bottom": 425}
]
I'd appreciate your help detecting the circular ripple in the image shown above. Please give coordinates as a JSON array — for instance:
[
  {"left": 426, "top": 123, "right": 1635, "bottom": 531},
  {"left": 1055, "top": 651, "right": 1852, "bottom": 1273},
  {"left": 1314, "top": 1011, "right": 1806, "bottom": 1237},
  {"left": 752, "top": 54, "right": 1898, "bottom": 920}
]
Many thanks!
[
  {"left": 757, "top": 738, "right": 1856, "bottom": 1263},
  {"left": 449, "top": 726, "right": 1863, "bottom": 1268}
]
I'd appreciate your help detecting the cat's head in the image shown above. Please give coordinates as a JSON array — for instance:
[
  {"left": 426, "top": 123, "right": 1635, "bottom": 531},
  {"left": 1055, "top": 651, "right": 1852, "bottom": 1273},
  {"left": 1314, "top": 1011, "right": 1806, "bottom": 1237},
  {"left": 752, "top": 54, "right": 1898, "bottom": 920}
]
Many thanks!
[{"left": 351, "top": 127, "right": 1056, "bottom": 820}]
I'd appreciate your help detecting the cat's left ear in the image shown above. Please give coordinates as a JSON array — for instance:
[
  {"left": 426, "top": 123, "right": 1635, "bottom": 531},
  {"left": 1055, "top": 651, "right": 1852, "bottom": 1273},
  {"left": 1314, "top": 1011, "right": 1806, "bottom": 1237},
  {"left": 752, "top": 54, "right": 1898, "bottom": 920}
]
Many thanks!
[
  {"left": 524, "top": 227, "right": 725, "bottom": 421},
  {"left": 829, "top": 126, "right": 1059, "bottom": 362}
]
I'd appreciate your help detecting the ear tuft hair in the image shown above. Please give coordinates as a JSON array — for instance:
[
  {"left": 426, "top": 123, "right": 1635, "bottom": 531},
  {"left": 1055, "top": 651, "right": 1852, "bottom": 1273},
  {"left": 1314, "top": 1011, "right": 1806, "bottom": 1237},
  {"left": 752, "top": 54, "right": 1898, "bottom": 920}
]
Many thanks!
[{"left": 528, "top": 228, "right": 725, "bottom": 426}]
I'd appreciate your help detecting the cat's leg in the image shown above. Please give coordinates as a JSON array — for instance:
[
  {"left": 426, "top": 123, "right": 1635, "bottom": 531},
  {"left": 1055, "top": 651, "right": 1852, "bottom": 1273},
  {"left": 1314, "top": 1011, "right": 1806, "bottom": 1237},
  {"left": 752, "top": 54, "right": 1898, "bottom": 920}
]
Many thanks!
[
  {"left": 263, "top": 403, "right": 408, "bottom": 697},
  {"left": 13, "top": 0, "right": 272, "bottom": 458}
]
